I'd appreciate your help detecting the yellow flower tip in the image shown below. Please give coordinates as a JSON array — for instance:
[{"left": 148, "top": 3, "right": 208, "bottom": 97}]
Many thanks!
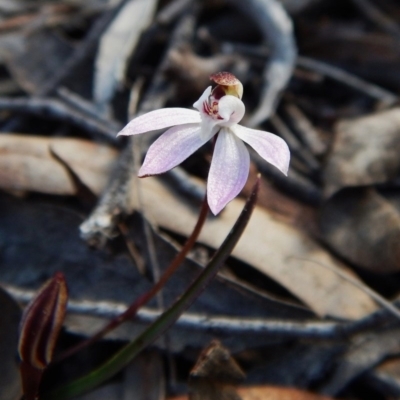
[{"left": 210, "top": 71, "right": 243, "bottom": 99}]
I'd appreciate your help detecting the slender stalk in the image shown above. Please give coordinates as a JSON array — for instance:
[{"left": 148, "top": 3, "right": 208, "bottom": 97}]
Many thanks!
[
  {"left": 45, "top": 177, "right": 259, "bottom": 399},
  {"left": 55, "top": 194, "right": 209, "bottom": 363}
]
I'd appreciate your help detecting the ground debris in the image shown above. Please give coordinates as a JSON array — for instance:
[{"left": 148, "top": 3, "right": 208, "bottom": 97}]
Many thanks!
[{"left": 1, "top": 1, "right": 400, "bottom": 399}]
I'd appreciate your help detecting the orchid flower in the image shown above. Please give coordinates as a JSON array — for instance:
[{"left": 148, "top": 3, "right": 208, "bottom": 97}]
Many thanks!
[{"left": 118, "top": 72, "right": 290, "bottom": 215}]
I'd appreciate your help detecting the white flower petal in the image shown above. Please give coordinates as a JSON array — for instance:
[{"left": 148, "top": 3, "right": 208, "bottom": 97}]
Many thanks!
[
  {"left": 207, "top": 128, "right": 250, "bottom": 215},
  {"left": 117, "top": 108, "right": 200, "bottom": 136},
  {"left": 138, "top": 123, "right": 206, "bottom": 177},
  {"left": 217, "top": 95, "right": 245, "bottom": 126},
  {"left": 193, "top": 86, "right": 212, "bottom": 112},
  {"left": 232, "top": 124, "right": 290, "bottom": 175},
  {"left": 199, "top": 115, "right": 221, "bottom": 141}
]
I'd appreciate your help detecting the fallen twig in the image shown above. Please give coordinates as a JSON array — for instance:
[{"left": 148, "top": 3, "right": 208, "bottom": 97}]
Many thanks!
[
  {"left": 4, "top": 283, "right": 399, "bottom": 340},
  {"left": 79, "top": 10, "right": 199, "bottom": 245},
  {"left": 165, "top": 168, "right": 205, "bottom": 203},
  {"left": 37, "top": 0, "right": 132, "bottom": 97},
  {"left": 351, "top": 0, "right": 400, "bottom": 40},
  {"left": 251, "top": 150, "right": 323, "bottom": 206},
  {"left": 226, "top": 0, "right": 297, "bottom": 126},
  {"left": 156, "top": 0, "right": 192, "bottom": 25},
  {"left": 222, "top": 43, "right": 398, "bottom": 106},
  {"left": 284, "top": 103, "right": 327, "bottom": 156},
  {"left": 79, "top": 143, "right": 135, "bottom": 246},
  {"left": 297, "top": 56, "right": 398, "bottom": 107},
  {"left": 57, "top": 87, "right": 109, "bottom": 122},
  {"left": 270, "top": 114, "right": 320, "bottom": 175},
  {"left": 0, "top": 96, "right": 120, "bottom": 142}
]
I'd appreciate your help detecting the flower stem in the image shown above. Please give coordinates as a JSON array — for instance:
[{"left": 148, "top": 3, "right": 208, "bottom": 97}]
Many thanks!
[
  {"left": 54, "top": 193, "right": 209, "bottom": 363},
  {"left": 44, "top": 177, "right": 259, "bottom": 399}
]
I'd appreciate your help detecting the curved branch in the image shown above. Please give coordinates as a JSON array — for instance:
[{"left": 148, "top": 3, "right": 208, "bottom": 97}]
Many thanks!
[{"left": 227, "top": 0, "right": 297, "bottom": 127}]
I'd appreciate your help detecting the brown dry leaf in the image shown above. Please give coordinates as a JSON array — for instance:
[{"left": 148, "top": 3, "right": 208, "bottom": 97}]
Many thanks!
[
  {"left": 323, "top": 108, "right": 400, "bottom": 197},
  {"left": 169, "top": 386, "right": 334, "bottom": 400},
  {"left": 130, "top": 177, "right": 377, "bottom": 319},
  {"left": 243, "top": 163, "right": 319, "bottom": 237},
  {"left": 237, "top": 386, "right": 334, "bottom": 400},
  {"left": 50, "top": 138, "right": 117, "bottom": 194},
  {"left": 320, "top": 187, "right": 400, "bottom": 273},
  {"left": 188, "top": 340, "right": 245, "bottom": 400},
  {"left": 0, "top": 135, "right": 377, "bottom": 319},
  {"left": 0, "top": 134, "right": 117, "bottom": 195}
]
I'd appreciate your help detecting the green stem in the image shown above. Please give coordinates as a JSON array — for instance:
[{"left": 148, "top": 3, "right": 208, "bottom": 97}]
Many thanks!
[{"left": 45, "top": 177, "right": 259, "bottom": 399}]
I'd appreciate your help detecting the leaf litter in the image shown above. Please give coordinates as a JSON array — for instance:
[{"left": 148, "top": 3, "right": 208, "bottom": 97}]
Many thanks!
[{"left": 1, "top": 0, "right": 400, "bottom": 398}]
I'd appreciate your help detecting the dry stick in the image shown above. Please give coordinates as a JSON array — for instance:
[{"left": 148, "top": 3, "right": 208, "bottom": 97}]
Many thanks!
[
  {"left": 2, "top": 285, "right": 394, "bottom": 340},
  {"left": 112, "top": 80, "right": 147, "bottom": 275},
  {"left": 79, "top": 79, "right": 143, "bottom": 247},
  {"left": 79, "top": 10, "right": 198, "bottom": 245},
  {"left": 0, "top": 1, "right": 129, "bottom": 133},
  {"left": 284, "top": 103, "right": 327, "bottom": 156},
  {"left": 226, "top": 0, "right": 297, "bottom": 127},
  {"left": 164, "top": 167, "right": 205, "bottom": 203},
  {"left": 37, "top": 0, "right": 132, "bottom": 97},
  {"left": 222, "top": 43, "right": 398, "bottom": 106},
  {"left": 252, "top": 150, "right": 322, "bottom": 206},
  {"left": 3, "top": 1, "right": 139, "bottom": 136},
  {"left": 0, "top": 96, "right": 120, "bottom": 142},
  {"left": 129, "top": 82, "right": 169, "bottom": 357},
  {"left": 131, "top": 17, "right": 199, "bottom": 375},
  {"left": 250, "top": 105, "right": 323, "bottom": 203},
  {"left": 270, "top": 114, "right": 320, "bottom": 174},
  {"left": 117, "top": 221, "right": 146, "bottom": 275},
  {"left": 297, "top": 56, "right": 398, "bottom": 106},
  {"left": 156, "top": 0, "right": 192, "bottom": 25},
  {"left": 3, "top": 283, "right": 336, "bottom": 338},
  {"left": 0, "top": 1, "right": 129, "bottom": 136},
  {"left": 71, "top": 19, "right": 207, "bottom": 353},
  {"left": 57, "top": 86, "right": 111, "bottom": 123},
  {"left": 351, "top": 0, "right": 400, "bottom": 40},
  {"left": 128, "top": 79, "right": 164, "bottom": 299},
  {"left": 128, "top": 12, "right": 199, "bottom": 379},
  {"left": 7, "top": 283, "right": 400, "bottom": 340},
  {"left": 143, "top": 10, "right": 203, "bottom": 201},
  {"left": 79, "top": 142, "right": 135, "bottom": 246},
  {"left": 55, "top": 194, "right": 209, "bottom": 363}
]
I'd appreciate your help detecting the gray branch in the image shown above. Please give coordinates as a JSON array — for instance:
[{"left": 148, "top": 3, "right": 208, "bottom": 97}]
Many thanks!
[{"left": 227, "top": 0, "right": 297, "bottom": 127}]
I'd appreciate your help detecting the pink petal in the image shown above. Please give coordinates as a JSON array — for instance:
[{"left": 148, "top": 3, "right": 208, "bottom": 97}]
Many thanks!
[
  {"left": 207, "top": 128, "right": 250, "bottom": 215},
  {"left": 231, "top": 124, "right": 290, "bottom": 175},
  {"left": 217, "top": 95, "right": 245, "bottom": 126},
  {"left": 138, "top": 123, "right": 206, "bottom": 177},
  {"left": 117, "top": 108, "right": 201, "bottom": 136}
]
